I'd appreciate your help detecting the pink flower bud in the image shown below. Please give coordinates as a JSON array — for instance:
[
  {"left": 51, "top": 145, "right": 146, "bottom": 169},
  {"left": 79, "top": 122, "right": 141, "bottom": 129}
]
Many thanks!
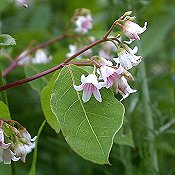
[{"left": 123, "top": 20, "right": 147, "bottom": 40}]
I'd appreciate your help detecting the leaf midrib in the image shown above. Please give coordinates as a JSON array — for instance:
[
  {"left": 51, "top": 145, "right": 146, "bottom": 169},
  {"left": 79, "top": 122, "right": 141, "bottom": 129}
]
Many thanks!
[{"left": 68, "top": 66, "right": 107, "bottom": 161}]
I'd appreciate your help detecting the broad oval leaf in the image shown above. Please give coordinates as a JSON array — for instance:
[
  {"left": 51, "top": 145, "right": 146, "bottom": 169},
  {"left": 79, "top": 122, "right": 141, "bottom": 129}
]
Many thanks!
[
  {"left": 0, "top": 100, "right": 10, "bottom": 119},
  {"left": 0, "top": 34, "right": 16, "bottom": 46},
  {"left": 50, "top": 65, "right": 125, "bottom": 164},
  {"left": 41, "top": 71, "right": 60, "bottom": 133}
]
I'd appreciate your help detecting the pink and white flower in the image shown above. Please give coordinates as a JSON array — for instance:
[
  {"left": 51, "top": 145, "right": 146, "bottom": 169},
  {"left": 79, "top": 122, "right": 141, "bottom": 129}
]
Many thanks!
[
  {"left": 0, "top": 148, "right": 20, "bottom": 164},
  {"left": 20, "top": 128, "right": 37, "bottom": 145},
  {"left": 31, "top": 49, "right": 52, "bottom": 64},
  {"left": 100, "top": 65, "right": 123, "bottom": 88},
  {"left": 116, "top": 76, "right": 137, "bottom": 101},
  {"left": 74, "top": 74, "right": 103, "bottom": 103},
  {"left": 114, "top": 46, "right": 142, "bottom": 70},
  {"left": 123, "top": 20, "right": 147, "bottom": 40},
  {"left": 75, "top": 15, "right": 93, "bottom": 34},
  {"left": 14, "top": 142, "right": 35, "bottom": 162}
]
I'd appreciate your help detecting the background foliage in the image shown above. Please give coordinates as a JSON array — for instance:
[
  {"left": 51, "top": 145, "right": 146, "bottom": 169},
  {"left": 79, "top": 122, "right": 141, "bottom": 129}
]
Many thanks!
[{"left": 0, "top": 0, "right": 174, "bottom": 174}]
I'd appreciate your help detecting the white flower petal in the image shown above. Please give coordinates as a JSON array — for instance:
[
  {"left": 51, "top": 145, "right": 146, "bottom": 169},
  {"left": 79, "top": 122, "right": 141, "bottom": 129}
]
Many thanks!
[
  {"left": 73, "top": 85, "right": 83, "bottom": 91},
  {"left": 82, "top": 89, "right": 92, "bottom": 103},
  {"left": 93, "top": 89, "right": 102, "bottom": 102}
]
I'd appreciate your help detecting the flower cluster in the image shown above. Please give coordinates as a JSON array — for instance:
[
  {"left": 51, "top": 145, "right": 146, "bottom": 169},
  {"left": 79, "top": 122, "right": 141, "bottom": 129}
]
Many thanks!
[
  {"left": 18, "top": 49, "right": 52, "bottom": 65},
  {"left": 73, "top": 13, "right": 147, "bottom": 103},
  {"left": 0, "top": 120, "right": 36, "bottom": 164}
]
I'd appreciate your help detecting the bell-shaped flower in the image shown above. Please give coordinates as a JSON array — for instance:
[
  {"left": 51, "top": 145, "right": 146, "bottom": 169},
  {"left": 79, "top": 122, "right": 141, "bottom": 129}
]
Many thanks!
[
  {"left": 31, "top": 49, "right": 52, "bottom": 64},
  {"left": 19, "top": 128, "right": 37, "bottom": 145},
  {"left": 74, "top": 74, "right": 103, "bottom": 103},
  {"left": 14, "top": 142, "right": 35, "bottom": 163},
  {"left": 115, "top": 76, "right": 137, "bottom": 101},
  {"left": 75, "top": 15, "right": 93, "bottom": 33},
  {"left": 100, "top": 65, "right": 123, "bottom": 88},
  {"left": 114, "top": 46, "right": 142, "bottom": 70},
  {"left": 0, "top": 148, "right": 20, "bottom": 164},
  {"left": 123, "top": 20, "right": 147, "bottom": 40}
]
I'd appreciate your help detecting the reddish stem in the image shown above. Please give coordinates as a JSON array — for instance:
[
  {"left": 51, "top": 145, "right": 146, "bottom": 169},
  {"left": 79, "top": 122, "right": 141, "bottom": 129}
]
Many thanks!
[
  {"left": 0, "top": 38, "right": 107, "bottom": 91},
  {"left": 2, "top": 34, "right": 82, "bottom": 77}
]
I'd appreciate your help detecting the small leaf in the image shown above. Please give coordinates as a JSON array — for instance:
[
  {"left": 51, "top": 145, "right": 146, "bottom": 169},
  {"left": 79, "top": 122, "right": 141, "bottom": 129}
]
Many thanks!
[
  {"left": 51, "top": 65, "right": 125, "bottom": 164},
  {"left": 41, "top": 71, "right": 60, "bottom": 133},
  {"left": 0, "top": 100, "right": 10, "bottom": 119},
  {"left": 114, "top": 130, "right": 135, "bottom": 148},
  {"left": 0, "top": 34, "right": 16, "bottom": 46}
]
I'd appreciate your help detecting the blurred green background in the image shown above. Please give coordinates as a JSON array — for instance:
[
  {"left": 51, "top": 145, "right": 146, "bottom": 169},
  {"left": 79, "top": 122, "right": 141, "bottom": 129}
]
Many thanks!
[{"left": 0, "top": 0, "right": 175, "bottom": 174}]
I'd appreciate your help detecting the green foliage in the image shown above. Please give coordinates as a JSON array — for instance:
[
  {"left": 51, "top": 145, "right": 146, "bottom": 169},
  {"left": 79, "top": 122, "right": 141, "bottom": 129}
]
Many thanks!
[
  {"left": 24, "top": 64, "right": 51, "bottom": 93},
  {"left": 50, "top": 65, "right": 125, "bottom": 164},
  {"left": 0, "top": 0, "right": 174, "bottom": 174},
  {"left": 114, "top": 130, "right": 135, "bottom": 148},
  {"left": 41, "top": 71, "right": 60, "bottom": 133},
  {"left": 0, "top": 34, "right": 16, "bottom": 46},
  {"left": 0, "top": 100, "right": 10, "bottom": 119}
]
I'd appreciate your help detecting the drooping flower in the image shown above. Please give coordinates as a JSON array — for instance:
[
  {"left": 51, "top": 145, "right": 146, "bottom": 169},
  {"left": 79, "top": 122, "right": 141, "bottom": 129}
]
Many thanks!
[
  {"left": 19, "top": 128, "right": 37, "bottom": 145},
  {"left": 114, "top": 76, "right": 137, "bottom": 101},
  {"left": 74, "top": 74, "right": 103, "bottom": 103},
  {"left": 75, "top": 15, "right": 93, "bottom": 33},
  {"left": 31, "top": 49, "right": 52, "bottom": 64},
  {"left": 0, "top": 129, "right": 19, "bottom": 164},
  {"left": 114, "top": 46, "right": 142, "bottom": 70},
  {"left": 14, "top": 142, "right": 35, "bottom": 163},
  {"left": 0, "top": 148, "right": 20, "bottom": 164},
  {"left": 100, "top": 65, "right": 123, "bottom": 88},
  {"left": 13, "top": 128, "right": 37, "bottom": 162},
  {"left": 123, "top": 20, "right": 147, "bottom": 40}
]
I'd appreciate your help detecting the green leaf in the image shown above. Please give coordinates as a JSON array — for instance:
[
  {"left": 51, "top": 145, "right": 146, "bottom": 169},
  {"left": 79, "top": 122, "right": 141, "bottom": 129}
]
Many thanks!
[
  {"left": 41, "top": 71, "right": 60, "bottom": 133},
  {"left": 24, "top": 64, "right": 51, "bottom": 93},
  {"left": 50, "top": 65, "right": 125, "bottom": 164},
  {"left": 28, "top": 120, "right": 46, "bottom": 175},
  {"left": 114, "top": 130, "right": 135, "bottom": 148},
  {"left": 0, "top": 100, "right": 10, "bottom": 119},
  {"left": 0, "top": 34, "right": 16, "bottom": 46}
]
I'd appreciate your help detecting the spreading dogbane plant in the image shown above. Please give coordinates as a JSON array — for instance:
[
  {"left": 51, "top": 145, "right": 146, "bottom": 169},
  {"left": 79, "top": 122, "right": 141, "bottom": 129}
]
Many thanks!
[{"left": 0, "top": 9, "right": 147, "bottom": 166}]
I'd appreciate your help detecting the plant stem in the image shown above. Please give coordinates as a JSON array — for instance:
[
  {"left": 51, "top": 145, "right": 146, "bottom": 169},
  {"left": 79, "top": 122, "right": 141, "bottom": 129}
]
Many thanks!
[
  {"left": 138, "top": 61, "right": 159, "bottom": 174},
  {"left": 0, "top": 37, "right": 106, "bottom": 91},
  {"left": 2, "top": 34, "right": 82, "bottom": 77}
]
